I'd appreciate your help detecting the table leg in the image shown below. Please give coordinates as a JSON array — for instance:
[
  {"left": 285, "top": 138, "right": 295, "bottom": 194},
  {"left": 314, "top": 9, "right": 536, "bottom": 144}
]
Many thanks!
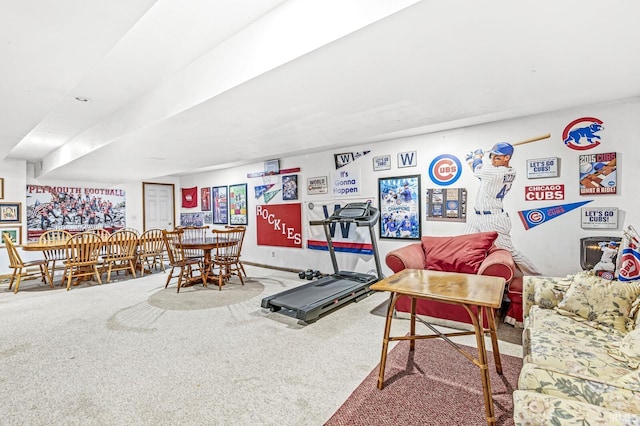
[
  {"left": 410, "top": 297, "right": 416, "bottom": 351},
  {"left": 377, "top": 293, "right": 398, "bottom": 390},
  {"left": 485, "top": 307, "right": 503, "bottom": 375},
  {"left": 202, "top": 249, "right": 211, "bottom": 286},
  {"left": 470, "top": 307, "right": 496, "bottom": 425}
]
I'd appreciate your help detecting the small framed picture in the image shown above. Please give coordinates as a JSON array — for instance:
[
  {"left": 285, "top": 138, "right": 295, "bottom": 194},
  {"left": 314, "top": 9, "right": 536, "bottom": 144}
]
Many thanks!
[
  {"left": 373, "top": 155, "right": 391, "bottom": 171},
  {"left": 0, "top": 178, "right": 4, "bottom": 199},
  {"left": 264, "top": 159, "right": 280, "bottom": 175},
  {"left": 0, "top": 226, "right": 22, "bottom": 247},
  {"left": 0, "top": 202, "right": 21, "bottom": 223},
  {"left": 307, "top": 176, "right": 328, "bottom": 195}
]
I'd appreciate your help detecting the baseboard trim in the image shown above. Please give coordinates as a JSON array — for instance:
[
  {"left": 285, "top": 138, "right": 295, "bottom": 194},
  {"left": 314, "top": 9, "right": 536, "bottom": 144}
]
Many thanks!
[{"left": 243, "top": 261, "right": 304, "bottom": 274}]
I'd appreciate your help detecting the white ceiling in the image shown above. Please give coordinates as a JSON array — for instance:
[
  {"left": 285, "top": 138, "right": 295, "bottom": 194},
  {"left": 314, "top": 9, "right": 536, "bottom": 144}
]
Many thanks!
[{"left": 2, "top": 0, "right": 640, "bottom": 184}]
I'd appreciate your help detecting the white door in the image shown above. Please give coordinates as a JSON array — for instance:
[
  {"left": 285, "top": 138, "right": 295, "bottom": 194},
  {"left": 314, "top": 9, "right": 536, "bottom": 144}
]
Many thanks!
[{"left": 143, "top": 183, "right": 175, "bottom": 231}]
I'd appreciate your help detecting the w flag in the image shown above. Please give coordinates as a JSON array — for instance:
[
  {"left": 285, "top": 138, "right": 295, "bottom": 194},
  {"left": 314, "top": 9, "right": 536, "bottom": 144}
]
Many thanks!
[
  {"left": 618, "top": 248, "right": 640, "bottom": 281},
  {"left": 617, "top": 226, "right": 640, "bottom": 281}
]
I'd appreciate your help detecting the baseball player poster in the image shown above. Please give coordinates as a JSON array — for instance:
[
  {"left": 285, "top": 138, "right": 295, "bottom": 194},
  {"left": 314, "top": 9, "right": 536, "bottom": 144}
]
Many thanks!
[
  {"left": 378, "top": 175, "right": 420, "bottom": 240},
  {"left": 579, "top": 152, "right": 617, "bottom": 195}
]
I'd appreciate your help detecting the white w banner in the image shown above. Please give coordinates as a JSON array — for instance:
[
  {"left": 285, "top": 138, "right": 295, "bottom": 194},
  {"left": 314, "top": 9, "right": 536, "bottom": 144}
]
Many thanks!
[{"left": 305, "top": 198, "right": 374, "bottom": 255}]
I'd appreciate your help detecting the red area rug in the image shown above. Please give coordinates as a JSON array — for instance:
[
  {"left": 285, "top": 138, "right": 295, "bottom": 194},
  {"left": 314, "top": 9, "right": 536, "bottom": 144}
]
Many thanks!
[{"left": 325, "top": 339, "right": 522, "bottom": 425}]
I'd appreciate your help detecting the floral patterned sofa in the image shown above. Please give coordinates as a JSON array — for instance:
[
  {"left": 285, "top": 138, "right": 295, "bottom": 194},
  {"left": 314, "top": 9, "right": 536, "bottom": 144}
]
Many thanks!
[{"left": 513, "top": 273, "right": 640, "bottom": 424}]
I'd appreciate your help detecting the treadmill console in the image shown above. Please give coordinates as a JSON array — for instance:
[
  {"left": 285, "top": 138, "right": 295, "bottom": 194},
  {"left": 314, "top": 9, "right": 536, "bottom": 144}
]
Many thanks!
[{"left": 329, "top": 201, "right": 378, "bottom": 225}]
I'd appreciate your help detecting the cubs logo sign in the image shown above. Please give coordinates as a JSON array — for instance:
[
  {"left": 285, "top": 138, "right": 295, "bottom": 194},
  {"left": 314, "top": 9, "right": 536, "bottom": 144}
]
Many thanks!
[
  {"left": 428, "top": 154, "right": 461, "bottom": 186},
  {"left": 618, "top": 248, "right": 640, "bottom": 281},
  {"left": 563, "top": 117, "right": 604, "bottom": 150}
]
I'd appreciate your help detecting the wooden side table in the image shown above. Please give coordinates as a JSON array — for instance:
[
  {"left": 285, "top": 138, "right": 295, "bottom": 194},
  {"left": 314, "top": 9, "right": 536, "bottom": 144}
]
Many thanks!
[{"left": 370, "top": 269, "right": 506, "bottom": 426}]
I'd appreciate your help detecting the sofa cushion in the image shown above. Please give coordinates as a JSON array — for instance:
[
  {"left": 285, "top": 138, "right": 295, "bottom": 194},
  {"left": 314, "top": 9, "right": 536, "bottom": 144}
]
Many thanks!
[
  {"left": 421, "top": 231, "right": 497, "bottom": 274},
  {"left": 557, "top": 272, "right": 640, "bottom": 333}
]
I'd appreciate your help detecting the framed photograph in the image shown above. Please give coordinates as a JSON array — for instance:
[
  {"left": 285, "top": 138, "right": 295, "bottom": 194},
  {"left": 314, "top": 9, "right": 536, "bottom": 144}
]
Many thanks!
[
  {"left": 229, "top": 183, "right": 248, "bottom": 225},
  {"left": 307, "top": 176, "right": 328, "bottom": 195},
  {"left": 0, "top": 226, "right": 22, "bottom": 247},
  {"left": 0, "top": 178, "right": 4, "bottom": 199},
  {"left": 212, "top": 186, "right": 228, "bottom": 224},
  {"left": 378, "top": 175, "right": 421, "bottom": 240},
  {"left": 0, "top": 202, "right": 21, "bottom": 223},
  {"left": 373, "top": 155, "right": 391, "bottom": 171}
]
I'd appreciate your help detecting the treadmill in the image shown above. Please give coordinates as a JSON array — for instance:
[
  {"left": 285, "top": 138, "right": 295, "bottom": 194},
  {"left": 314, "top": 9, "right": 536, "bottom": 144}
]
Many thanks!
[{"left": 261, "top": 201, "right": 383, "bottom": 323}]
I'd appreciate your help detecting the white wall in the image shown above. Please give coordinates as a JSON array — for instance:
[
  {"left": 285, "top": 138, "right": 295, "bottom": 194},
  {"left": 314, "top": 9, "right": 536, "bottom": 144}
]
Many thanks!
[
  {"left": 2, "top": 97, "right": 637, "bottom": 278},
  {"left": 180, "top": 97, "right": 639, "bottom": 277}
]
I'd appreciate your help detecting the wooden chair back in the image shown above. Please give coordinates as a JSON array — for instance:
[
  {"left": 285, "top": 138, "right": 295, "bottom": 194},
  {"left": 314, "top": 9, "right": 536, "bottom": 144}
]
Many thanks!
[
  {"left": 102, "top": 230, "right": 138, "bottom": 282},
  {"left": 3, "top": 232, "right": 51, "bottom": 293},
  {"left": 39, "top": 229, "right": 72, "bottom": 276},
  {"left": 161, "top": 229, "right": 201, "bottom": 292},
  {"left": 139, "top": 228, "right": 166, "bottom": 272},
  {"left": 210, "top": 228, "right": 245, "bottom": 289},
  {"left": 63, "top": 232, "right": 103, "bottom": 290},
  {"left": 177, "top": 226, "right": 209, "bottom": 259}
]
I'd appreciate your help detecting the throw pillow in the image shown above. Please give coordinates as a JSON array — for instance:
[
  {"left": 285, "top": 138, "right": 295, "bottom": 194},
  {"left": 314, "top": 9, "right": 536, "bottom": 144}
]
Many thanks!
[
  {"left": 422, "top": 231, "right": 498, "bottom": 274},
  {"left": 620, "top": 326, "right": 640, "bottom": 359},
  {"left": 557, "top": 271, "right": 640, "bottom": 333}
]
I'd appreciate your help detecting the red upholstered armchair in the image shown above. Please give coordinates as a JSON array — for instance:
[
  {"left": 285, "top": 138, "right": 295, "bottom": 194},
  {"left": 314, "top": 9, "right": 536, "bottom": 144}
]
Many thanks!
[{"left": 385, "top": 232, "right": 516, "bottom": 328}]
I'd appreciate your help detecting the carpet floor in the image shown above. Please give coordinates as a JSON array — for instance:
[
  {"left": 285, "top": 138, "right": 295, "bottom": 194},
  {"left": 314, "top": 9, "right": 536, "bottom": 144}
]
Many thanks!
[
  {"left": 325, "top": 339, "right": 522, "bottom": 426},
  {"left": 1, "top": 266, "right": 522, "bottom": 425}
]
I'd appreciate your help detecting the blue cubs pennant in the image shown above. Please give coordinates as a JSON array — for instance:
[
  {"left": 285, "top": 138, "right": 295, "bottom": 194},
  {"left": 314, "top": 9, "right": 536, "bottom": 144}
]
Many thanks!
[{"left": 517, "top": 200, "right": 592, "bottom": 230}]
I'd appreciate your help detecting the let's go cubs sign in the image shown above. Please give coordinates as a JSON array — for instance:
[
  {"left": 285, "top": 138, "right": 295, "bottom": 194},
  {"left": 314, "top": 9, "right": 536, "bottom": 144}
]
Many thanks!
[{"left": 256, "top": 203, "right": 302, "bottom": 248}]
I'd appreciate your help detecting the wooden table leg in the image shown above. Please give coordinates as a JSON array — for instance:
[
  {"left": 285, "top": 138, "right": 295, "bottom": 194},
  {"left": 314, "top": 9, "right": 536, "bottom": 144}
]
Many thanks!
[
  {"left": 471, "top": 307, "right": 496, "bottom": 425},
  {"left": 485, "top": 307, "right": 503, "bottom": 375},
  {"left": 410, "top": 297, "right": 416, "bottom": 351},
  {"left": 377, "top": 293, "right": 398, "bottom": 390}
]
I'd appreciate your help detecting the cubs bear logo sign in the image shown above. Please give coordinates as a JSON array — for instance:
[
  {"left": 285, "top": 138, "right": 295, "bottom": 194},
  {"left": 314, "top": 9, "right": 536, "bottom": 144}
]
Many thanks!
[{"left": 563, "top": 117, "right": 604, "bottom": 150}]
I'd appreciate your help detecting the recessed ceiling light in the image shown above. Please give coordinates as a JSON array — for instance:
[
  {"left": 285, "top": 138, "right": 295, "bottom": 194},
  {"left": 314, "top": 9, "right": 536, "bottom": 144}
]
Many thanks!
[{"left": 74, "top": 96, "right": 90, "bottom": 102}]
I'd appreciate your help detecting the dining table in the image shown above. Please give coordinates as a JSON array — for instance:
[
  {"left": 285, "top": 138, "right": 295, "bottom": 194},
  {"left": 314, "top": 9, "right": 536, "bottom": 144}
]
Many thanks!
[{"left": 179, "top": 236, "right": 237, "bottom": 286}]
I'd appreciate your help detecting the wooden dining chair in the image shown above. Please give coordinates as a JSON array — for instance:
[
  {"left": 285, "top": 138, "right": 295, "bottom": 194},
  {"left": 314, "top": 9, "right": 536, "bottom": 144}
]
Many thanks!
[
  {"left": 101, "top": 229, "right": 138, "bottom": 282},
  {"left": 211, "top": 228, "right": 245, "bottom": 290},
  {"left": 177, "top": 226, "right": 209, "bottom": 261},
  {"left": 62, "top": 232, "right": 103, "bottom": 290},
  {"left": 39, "top": 229, "right": 72, "bottom": 283},
  {"left": 2, "top": 232, "right": 51, "bottom": 294},
  {"left": 162, "top": 229, "right": 202, "bottom": 293},
  {"left": 225, "top": 225, "right": 247, "bottom": 280},
  {"left": 138, "top": 228, "right": 166, "bottom": 273}
]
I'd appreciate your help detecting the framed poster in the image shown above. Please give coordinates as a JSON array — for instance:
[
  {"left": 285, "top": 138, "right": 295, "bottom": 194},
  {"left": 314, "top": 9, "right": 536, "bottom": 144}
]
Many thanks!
[
  {"left": 579, "top": 152, "right": 617, "bottom": 195},
  {"left": 212, "top": 186, "right": 228, "bottom": 224},
  {"left": 229, "top": 183, "right": 248, "bottom": 225},
  {"left": 0, "top": 202, "right": 21, "bottom": 223},
  {"left": 0, "top": 226, "right": 22, "bottom": 247},
  {"left": 378, "top": 175, "right": 421, "bottom": 240},
  {"left": 0, "top": 178, "right": 4, "bottom": 199},
  {"left": 282, "top": 174, "right": 298, "bottom": 200}
]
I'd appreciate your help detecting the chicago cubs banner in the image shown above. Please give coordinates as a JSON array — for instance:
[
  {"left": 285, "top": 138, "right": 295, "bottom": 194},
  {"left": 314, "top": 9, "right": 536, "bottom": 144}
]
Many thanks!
[
  {"left": 256, "top": 203, "right": 302, "bottom": 248},
  {"left": 517, "top": 200, "right": 591, "bottom": 230},
  {"left": 306, "top": 198, "right": 374, "bottom": 255}
]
